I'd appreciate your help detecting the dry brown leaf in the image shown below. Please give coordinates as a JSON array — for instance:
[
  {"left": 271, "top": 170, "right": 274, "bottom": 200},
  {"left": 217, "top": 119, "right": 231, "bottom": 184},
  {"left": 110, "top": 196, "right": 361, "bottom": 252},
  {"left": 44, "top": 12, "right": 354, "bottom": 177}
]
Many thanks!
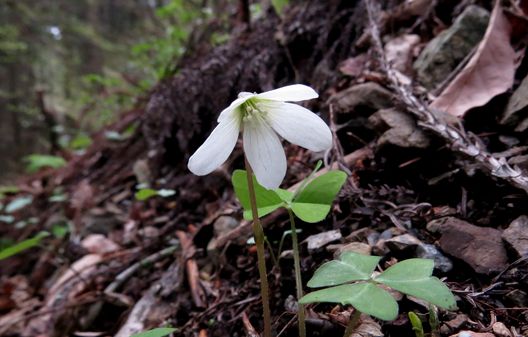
[{"left": 430, "top": 2, "right": 522, "bottom": 117}]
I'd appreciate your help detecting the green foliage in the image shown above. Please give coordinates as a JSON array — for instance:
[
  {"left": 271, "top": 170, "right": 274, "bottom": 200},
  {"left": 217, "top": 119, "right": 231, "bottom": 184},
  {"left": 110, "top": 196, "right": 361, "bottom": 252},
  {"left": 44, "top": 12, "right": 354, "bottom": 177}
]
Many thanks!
[
  {"left": 69, "top": 134, "right": 93, "bottom": 151},
  {"left": 135, "top": 188, "right": 176, "bottom": 201},
  {"left": 24, "top": 154, "right": 66, "bottom": 173},
  {"left": 232, "top": 170, "right": 285, "bottom": 218},
  {"left": 307, "top": 253, "right": 381, "bottom": 287},
  {"left": 0, "top": 186, "right": 20, "bottom": 200},
  {"left": 232, "top": 167, "right": 347, "bottom": 223},
  {"left": 130, "top": 328, "right": 177, "bottom": 337},
  {"left": 374, "top": 259, "right": 457, "bottom": 310},
  {"left": 302, "top": 282, "right": 398, "bottom": 321},
  {"left": 290, "top": 171, "right": 347, "bottom": 223},
  {"left": 408, "top": 312, "right": 425, "bottom": 337},
  {"left": 0, "top": 231, "right": 50, "bottom": 261},
  {"left": 0, "top": 25, "right": 28, "bottom": 62},
  {"left": 271, "top": 0, "right": 290, "bottom": 15},
  {"left": 300, "top": 253, "right": 457, "bottom": 321}
]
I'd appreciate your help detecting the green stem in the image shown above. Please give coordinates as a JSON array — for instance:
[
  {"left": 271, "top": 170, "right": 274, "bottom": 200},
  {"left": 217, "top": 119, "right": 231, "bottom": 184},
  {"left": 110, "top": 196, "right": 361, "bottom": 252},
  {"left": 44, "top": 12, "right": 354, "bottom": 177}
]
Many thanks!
[
  {"left": 343, "top": 310, "right": 361, "bottom": 337},
  {"left": 245, "top": 159, "right": 272, "bottom": 337},
  {"left": 288, "top": 209, "right": 306, "bottom": 337}
]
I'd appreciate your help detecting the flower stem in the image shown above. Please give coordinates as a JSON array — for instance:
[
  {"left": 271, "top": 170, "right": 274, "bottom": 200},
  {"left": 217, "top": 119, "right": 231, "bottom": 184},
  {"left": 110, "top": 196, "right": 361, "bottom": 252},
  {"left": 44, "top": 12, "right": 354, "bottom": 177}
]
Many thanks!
[
  {"left": 343, "top": 310, "right": 361, "bottom": 337},
  {"left": 287, "top": 209, "right": 306, "bottom": 337},
  {"left": 245, "top": 158, "right": 272, "bottom": 337}
]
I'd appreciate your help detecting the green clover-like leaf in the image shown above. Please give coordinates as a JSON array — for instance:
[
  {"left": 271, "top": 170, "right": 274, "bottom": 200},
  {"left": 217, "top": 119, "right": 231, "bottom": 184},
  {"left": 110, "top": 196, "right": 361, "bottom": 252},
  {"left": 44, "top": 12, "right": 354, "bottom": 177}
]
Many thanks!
[
  {"left": 232, "top": 170, "right": 284, "bottom": 220},
  {"left": 291, "top": 171, "right": 347, "bottom": 223},
  {"left": 307, "top": 252, "right": 381, "bottom": 288},
  {"left": 300, "top": 282, "right": 398, "bottom": 321},
  {"left": 375, "top": 259, "right": 457, "bottom": 310}
]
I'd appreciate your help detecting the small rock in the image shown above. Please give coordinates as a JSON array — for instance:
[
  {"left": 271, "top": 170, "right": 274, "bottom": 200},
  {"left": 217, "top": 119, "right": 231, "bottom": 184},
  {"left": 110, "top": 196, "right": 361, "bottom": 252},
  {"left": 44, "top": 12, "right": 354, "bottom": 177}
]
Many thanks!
[
  {"left": 441, "top": 314, "right": 469, "bottom": 335},
  {"left": 306, "top": 230, "right": 342, "bottom": 252},
  {"left": 492, "top": 322, "right": 512, "bottom": 337},
  {"left": 329, "top": 82, "right": 393, "bottom": 113},
  {"left": 379, "top": 228, "right": 396, "bottom": 240},
  {"left": 332, "top": 242, "right": 372, "bottom": 258},
  {"left": 502, "top": 215, "right": 528, "bottom": 257},
  {"left": 284, "top": 295, "right": 298, "bottom": 313},
  {"left": 81, "top": 234, "right": 120, "bottom": 254},
  {"left": 213, "top": 216, "right": 239, "bottom": 237},
  {"left": 416, "top": 243, "right": 453, "bottom": 273},
  {"left": 369, "top": 108, "right": 430, "bottom": 148},
  {"left": 385, "top": 233, "right": 422, "bottom": 252},
  {"left": 426, "top": 217, "right": 508, "bottom": 274},
  {"left": 414, "top": 5, "right": 490, "bottom": 89}
]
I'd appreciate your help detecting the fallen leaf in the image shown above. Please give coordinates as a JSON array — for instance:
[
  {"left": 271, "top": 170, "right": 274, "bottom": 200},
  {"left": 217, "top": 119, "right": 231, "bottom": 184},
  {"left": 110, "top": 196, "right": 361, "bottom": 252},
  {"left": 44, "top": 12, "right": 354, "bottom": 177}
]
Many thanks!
[{"left": 430, "top": 2, "right": 524, "bottom": 117}]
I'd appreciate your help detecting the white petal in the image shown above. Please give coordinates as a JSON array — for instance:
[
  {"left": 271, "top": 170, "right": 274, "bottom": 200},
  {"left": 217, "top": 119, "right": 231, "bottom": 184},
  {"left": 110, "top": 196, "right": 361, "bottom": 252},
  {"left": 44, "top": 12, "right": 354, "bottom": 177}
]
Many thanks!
[
  {"left": 243, "top": 119, "right": 287, "bottom": 189},
  {"left": 188, "top": 116, "right": 240, "bottom": 175},
  {"left": 217, "top": 94, "right": 255, "bottom": 123},
  {"left": 265, "top": 102, "right": 332, "bottom": 151},
  {"left": 256, "top": 84, "right": 318, "bottom": 102}
]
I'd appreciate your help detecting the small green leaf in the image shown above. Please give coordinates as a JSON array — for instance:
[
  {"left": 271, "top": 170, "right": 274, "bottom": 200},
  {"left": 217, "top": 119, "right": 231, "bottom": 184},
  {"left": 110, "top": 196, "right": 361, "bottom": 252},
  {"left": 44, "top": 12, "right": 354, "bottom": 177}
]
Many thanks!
[
  {"left": 70, "top": 134, "right": 93, "bottom": 150},
  {"left": 135, "top": 189, "right": 159, "bottom": 201},
  {"left": 24, "top": 154, "right": 66, "bottom": 173},
  {"left": 52, "top": 223, "right": 70, "bottom": 238},
  {"left": 307, "top": 252, "right": 381, "bottom": 288},
  {"left": 300, "top": 282, "right": 398, "bottom": 321},
  {"left": 291, "top": 171, "right": 347, "bottom": 223},
  {"left": 271, "top": 0, "right": 289, "bottom": 15},
  {"left": 408, "top": 312, "right": 424, "bottom": 337},
  {"left": 293, "top": 160, "right": 323, "bottom": 198},
  {"left": 0, "top": 186, "right": 19, "bottom": 199},
  {"left": 232, "top": 170, "right": 284, "bottom": 219},
  {"left": 5, "top": 196, "right": 33, "bottom": 213},
  {"left": 0, "top": 231, "right": 50, "bottom": 261},
  {"left": 131, "top": 328, "right": 177, "bottom": 337},
  {"left": 375, "top": 259, "right": 457, "bottom": 310}
]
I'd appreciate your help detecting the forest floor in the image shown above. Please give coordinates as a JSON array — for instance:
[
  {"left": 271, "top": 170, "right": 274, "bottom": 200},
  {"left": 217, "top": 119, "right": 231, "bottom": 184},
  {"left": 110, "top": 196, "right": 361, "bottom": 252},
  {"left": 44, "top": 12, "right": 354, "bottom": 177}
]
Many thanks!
[{"left": 1, "top": 1, "right": 528, "bottom": 337}]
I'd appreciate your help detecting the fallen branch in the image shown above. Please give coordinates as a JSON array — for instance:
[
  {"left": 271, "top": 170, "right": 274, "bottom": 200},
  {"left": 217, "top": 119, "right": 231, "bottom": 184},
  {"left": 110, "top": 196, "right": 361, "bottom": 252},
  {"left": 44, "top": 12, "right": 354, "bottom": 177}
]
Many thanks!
[{"left": 365, "top": 0, "right": 528, "bottom": 194}]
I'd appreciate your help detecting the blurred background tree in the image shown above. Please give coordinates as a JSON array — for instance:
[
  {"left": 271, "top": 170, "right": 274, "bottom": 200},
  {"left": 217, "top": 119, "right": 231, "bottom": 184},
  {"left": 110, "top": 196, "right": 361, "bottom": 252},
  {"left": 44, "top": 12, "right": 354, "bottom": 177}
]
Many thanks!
[{"left": 0, "top": 0, "right": 229, "bottom": 182}]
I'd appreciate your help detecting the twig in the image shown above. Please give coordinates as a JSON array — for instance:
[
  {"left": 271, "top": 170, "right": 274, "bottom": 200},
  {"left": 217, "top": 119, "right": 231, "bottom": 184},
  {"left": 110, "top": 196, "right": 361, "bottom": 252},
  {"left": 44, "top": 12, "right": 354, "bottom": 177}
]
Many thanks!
[
  {"left": 105, "top": 245, "right": 179, "bottom": 294},
  {"left": 365, "top": 0, "right": 528, "bottom": 194}
]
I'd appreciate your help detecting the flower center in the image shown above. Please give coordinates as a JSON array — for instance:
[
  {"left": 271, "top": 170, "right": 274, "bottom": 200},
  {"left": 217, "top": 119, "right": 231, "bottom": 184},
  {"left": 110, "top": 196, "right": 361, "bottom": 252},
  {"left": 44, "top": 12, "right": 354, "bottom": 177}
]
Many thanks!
[{"left": 240, "top": 98, "right": 267, "bottom": 124}]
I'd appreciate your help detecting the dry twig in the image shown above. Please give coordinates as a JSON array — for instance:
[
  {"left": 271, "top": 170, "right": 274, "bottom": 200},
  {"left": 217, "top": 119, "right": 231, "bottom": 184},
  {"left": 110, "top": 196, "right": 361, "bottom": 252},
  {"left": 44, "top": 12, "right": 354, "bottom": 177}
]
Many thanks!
[{"left": 365, "top": 0, "right": 528, "bottom": 194}]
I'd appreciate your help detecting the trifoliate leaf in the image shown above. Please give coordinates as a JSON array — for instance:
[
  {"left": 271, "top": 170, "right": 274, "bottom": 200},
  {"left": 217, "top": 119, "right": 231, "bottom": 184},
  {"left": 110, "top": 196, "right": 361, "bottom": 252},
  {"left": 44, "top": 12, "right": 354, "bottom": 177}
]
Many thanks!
[
  {"left": 232, "top": 170, "right": 284, "bottom": 219},
  {"left": 307, "top": 252, "right": 381, "bottom": 288},
  {"left": 375, "top": 259, "right": 457, "bottom": 310},
  {"left": 300, "top": 282, "right": 398, "bottom": 321},
  {"left": 291, "top": 171, "right": 347, "bottom": 223}
]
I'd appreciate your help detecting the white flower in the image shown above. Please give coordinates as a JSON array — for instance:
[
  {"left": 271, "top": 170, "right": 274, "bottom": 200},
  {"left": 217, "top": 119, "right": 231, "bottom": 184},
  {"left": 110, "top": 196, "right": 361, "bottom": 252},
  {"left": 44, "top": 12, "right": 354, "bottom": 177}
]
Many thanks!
[{"left": 187, "top": 84, "right": 332, "bottom": 189}]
